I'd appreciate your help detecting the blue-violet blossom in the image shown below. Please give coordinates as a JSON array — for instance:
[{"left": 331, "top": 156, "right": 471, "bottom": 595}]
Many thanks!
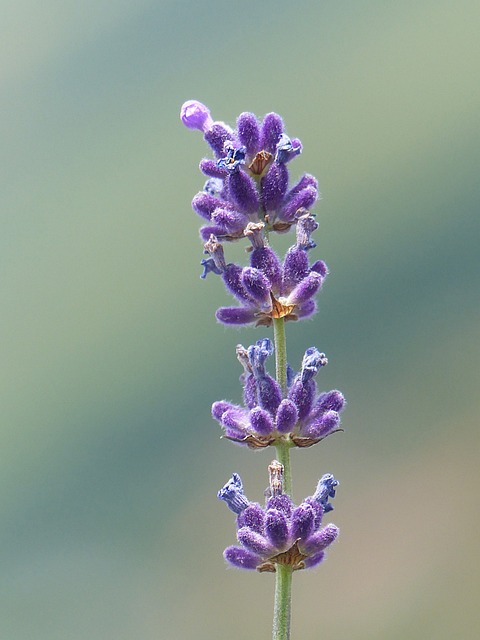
[
  {"left": 212, "top": 338, "right": 345, "bottom": 448},
  {"left": 218, "top": 462, "right": 339, "bottom": 572}
]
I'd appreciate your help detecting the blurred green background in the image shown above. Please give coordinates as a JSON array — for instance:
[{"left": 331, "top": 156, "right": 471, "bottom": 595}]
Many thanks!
[{"left": 2, "top": 1, "right": 479, "bottom": 638}]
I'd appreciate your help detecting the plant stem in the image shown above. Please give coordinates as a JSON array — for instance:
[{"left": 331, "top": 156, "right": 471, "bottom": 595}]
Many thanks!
[
  {"left": 272, "top": 316, "right": 293, "bottom": 639},
  {"left": 273, "top": 317, "right": 288, "bottom": 394},
  {"left": 272, "top": 564, "right": 293, "bottom": 640}
]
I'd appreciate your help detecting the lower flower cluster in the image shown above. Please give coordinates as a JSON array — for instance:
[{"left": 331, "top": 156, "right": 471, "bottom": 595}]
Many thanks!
[
  {"left": 212, "top": 338, "right": 345, "bottom": 449},
  {"left": 218, "top": 463, "right": 339, "bottom": 572}
]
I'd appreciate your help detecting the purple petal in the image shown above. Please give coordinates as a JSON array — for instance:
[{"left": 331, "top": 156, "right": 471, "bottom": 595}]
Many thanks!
[
  {"left": 261, "top": 163, "right": 289, "bottom": 211},
  {"left": 211, "top": 400, "right": 236, "bottom": 421},
  {"left": 287, "top": 272, "right": 323, "bottom": 306},
  {"left": 237, "top": 112, "right": 260, "bottom": 156},
  {"left": 260, "top": 113, "right": 284, "bottom": 154},
  {"left": 280, "top": 186, "right": 318, "bottom": 222},
  {"left": 286, "top": 174, "right": 318, "bottom": 200},
  {"left": 204, "top": 122, "right": 234, "bottom": 157},
  {"left": 241, "top": 267, "right": 272, "bottom": 307},
  {"left": 237, "top": 527, "right": 274, "bottom": 555},
  {"left": 224, "top": 546, "right": 260, "bottom": 570},
  {"left": 192, "top": 192, "right": 228, "bottom": 221},
  {"left": 257, "top": 375, "right": 282, "bottom": 416},
  {"left": 304, "top": 410, "right": 341, "bottom": 439},
  {"left": 288, "top": 378, "right": 316, "bottom": 421},
  {"left": 282, "top": 247, "right": 310, "bottom": 292},
  {"left": 264, "top": 509, "right": 289, "bottom": 551},
  {"left": 199, "top": 158, "right": 228, "bottom": 179},
  {"left": 310, "top": 260, "right": 329, "bottom": 278},
  {"left": 250, "top": 246, "right": 282, "bottom": 291},
  {"left": 237, "top": 503, "right": 265, "bottom": 533},
  {"left": 291, "top": 504, "right": 315, "bottom": 541},
  {"left": 275, "top": 399, "right": 298, "bottom": 433},
  {"left": 180, "top": 100, "right": 213, "bottom": 132},
  {"left": 300, "top": 524, "right": 339, "bottom": 555},
  {"left": 228, "top": 171, "right": 259, "bottom": 214},
  {"left": 266, "top": 494, "right": 294, "bottom": 517},
  {"left": 216, "top": 307, "right": 256, "bottom": 325},
  {"left": 296, "top": 299, "right": 317, "bottom": 319},
  {"left": 249, "top": 406, "right": 274, "bottom": 435}
]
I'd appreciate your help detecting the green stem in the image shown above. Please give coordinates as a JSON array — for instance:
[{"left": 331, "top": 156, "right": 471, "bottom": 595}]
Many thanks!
[
  {"left": 272, "top": 316, "right": 293, "bottom": 639},
  {"left": 272, "top": 564, "right": 293, "bottom": 640},
  {"left": 273, "top": 317, "right": 287, "bottom": 394}
]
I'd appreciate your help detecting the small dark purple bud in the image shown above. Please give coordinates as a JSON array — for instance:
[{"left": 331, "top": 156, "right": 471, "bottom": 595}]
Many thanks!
[
  {"left": 275, "top": 133, "right": 302, "bottom": 164},
  {"left": 261, "top": 163, "right": 289, "bottom": 211},
  {"left": 286, "top": 364, "right": 295, "bottom": 388},
  {"left": 216, "top": 306, "right": 256, "bottom": 326},
  {"left": 310, "top": 260, "right": 329, "bottom": 278},
  {"left": 286, "top": 174, "right": 318, "bottom": 200},
  {"left": 212, "top": 208, "right": 248, "bottom": 234},
  {"left": 264, "top": 509, "right": 289, "bottom": 551},
  {"left": 281, "top": 186, "right": 318, "bottom": 222},
  {"left": 313, "top": 474, "right": 339, "bottom": 512},
  {"left": 228, "top": 170, "right": 259, "bottom": 214},
  {"left": 180, "top": 100, "right": 213, "bottom": 132},
  {"left": 291, "top": 504, "right": 315, "bottom": 541},
  {"left": 288, "top": 378, "right": 316, "bottom": 421},
  {"left": 223, "top": 264, "right": 254, "bottom": 304},
  {"left": 212, "top": 400, "right": 236, "bottom": 421},
  {"left": 221, "top": 408, "right": 249, "bottom": 440},
  {"left": 303, "top": 550, "right": 325, "bottom": 569},
  {"left": 249, "top": 407, "right": 274, "bottom": 435},
  {"left": 218, "top": 473, "right": 250, "bottom": 514},
  {"left": 224, "top": 546, "right": 260, "bottom": 570},
  {"left": 199, "top": 158, "right": 228, "bottom": 179},
  {"left": 241, "top": 267, "right": 272, "bottom": 307},
  {"left": 305, "top": 410, "right": 341, "bottom": 439},
  {"left": 237, "top": 528, "right": 274, "bottom": 556},
  {"left": 316, "top": 390, "right": 346, "bottom": 413},
  {"left": 217, "top": 145, "right": 247, "bottom": 174},
  {"left": 301, "top": 347, "right": 328, "bottom": 383},
  {"left": 204, "top": 122, "right": 234, "bottom": 157},
  {"left": 275, "top": 399, "right": 298, "bottom": 433},
  {"left": 287, "top": 272, "right": 323, "bottom": 306},
  {"left": 237, "top": 112, "right": 260, "bottom": 156},
  {"left": 282, "top": 248, "right": 309, "bottom": 291},
  {"left": 266, "top": 494, "right": 294, "bottom": 516},
  {"left": 237, "top": 503, "right": 265, "bottom": 533},
  {"left": 250, "top": 246, "right": 282, "bottom": 291},
  {"left": 199, "top": 225, "right": 231, "bottom": 243},
  {"left": 192, "top": 192, "right": 227, "bottom": 221},
  {"left": 257, "top": 375, "right": 282, "bottom": 416},
  {"left": 260, "top": 113, "right": 284, "bottom": 154},
  {"left": 300, "top": 524, "right": 339, "bottom": 555}
]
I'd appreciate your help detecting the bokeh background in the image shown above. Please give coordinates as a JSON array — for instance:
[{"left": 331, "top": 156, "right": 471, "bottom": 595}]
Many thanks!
[{"left": 2, "top": 1, "right": 479, "bottom": 638}]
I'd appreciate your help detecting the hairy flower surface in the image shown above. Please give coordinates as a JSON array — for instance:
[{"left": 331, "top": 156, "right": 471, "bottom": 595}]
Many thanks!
[
  {"left": 181, "top": 101, "right": 315, "bottom": 242},
  {"left": 218, "top": 464, "right": 339, "bottom": 572},
  {"left": 212, "top": 338, "right": 345, "bottom": 448}
]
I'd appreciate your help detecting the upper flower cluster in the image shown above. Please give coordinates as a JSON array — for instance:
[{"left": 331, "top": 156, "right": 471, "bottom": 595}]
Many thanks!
[
  {"left": 218, "top": 462, "right": 339, "bottom": 572},
  {"left": 212, "top": 338, "right": 345, "bottom": 449},
  {"left": 181, "top": 100, "right": 316, "bottom": 241},
  {"left": 181, "top": 100, "right": 327, "bottom": 327}
]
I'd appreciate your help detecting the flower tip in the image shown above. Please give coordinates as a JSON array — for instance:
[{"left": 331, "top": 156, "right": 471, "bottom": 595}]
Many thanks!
[{"left": 180, "top": 100, "right": 213, "bottom": 132}]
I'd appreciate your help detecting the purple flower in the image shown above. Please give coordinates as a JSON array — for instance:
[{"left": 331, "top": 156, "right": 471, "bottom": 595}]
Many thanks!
[
  {"left": 181, "top": 101, "right": 320, "bottom": 242},
  {"left": 212, "top": 340, "right": 345, "bottom": 449},
  {"left": 219, "top": 462, "right": 339, "bottom": 572},
  {"left": 203, "top": 215, "right": 326, "bottom": 327}
]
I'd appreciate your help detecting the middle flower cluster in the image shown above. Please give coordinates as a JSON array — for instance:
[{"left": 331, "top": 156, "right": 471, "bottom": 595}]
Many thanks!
[{"left": 212, "top": 338, "right": 345, "bottom": 449}]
